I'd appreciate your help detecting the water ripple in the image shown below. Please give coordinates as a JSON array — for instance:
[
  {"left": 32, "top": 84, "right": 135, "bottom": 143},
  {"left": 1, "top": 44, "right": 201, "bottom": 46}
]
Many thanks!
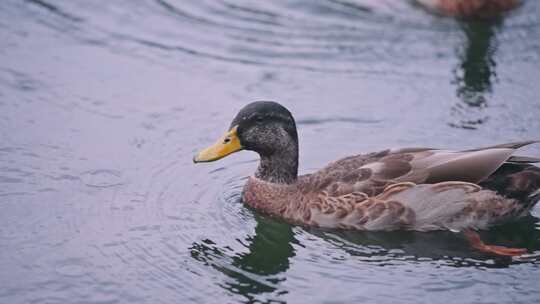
[
  {"left": 5, "top": 0, "right": 525, "bottom": 74},
  {"left": 80, "top": 169, "right": 124, "bottom": 188},
  {"left": 2, "top": 0, "right": 540, "bottom": 303}
]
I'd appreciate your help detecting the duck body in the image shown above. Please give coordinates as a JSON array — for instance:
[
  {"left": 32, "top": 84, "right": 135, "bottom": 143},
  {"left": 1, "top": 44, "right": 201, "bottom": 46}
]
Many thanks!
[
  {"left": 195, "top": 101, "right": 540, "bottom": 250},
  {"left": 243, "top": 146, "right": 540, "bottom": 232},
  {"left": 416, "top": 0, "right": 522, "bottom": 19}
]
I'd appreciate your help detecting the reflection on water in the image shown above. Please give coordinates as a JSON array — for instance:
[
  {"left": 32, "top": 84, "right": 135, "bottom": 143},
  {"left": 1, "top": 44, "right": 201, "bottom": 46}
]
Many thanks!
[
  {"left": 2, "top": 0, "right": 540, "bottom": 303},
  {"left": 191, "top": 215, "right": 296, "bottom": 303},
  {"left": 190, "top": 194, "right": 540, "bottom": 303},
  {"left": 451, "top": 19, "right": 501, "bottom": 129},
  {"left": 456, "top": 21, "right": 500, "bottom": 106},
  {"left": 324, "top": 215, "right": 540, "bottom": 265},
  {"left": 191, "top": 210, "right": 540, "bottom": 302}
]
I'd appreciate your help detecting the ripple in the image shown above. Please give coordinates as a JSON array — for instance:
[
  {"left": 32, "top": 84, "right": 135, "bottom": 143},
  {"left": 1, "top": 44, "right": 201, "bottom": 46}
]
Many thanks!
[
  {"left": 0, "top": 176, "right": 24, "bottom": 184},
  {"left": 12, "top": 0, "right": 539, "bottom": 76},
  {"left": 54, "top": 259, "right": 88, "bottom": 277},
  {"left": 0, "top": 0, "right": 455, "bottom": 74},
  {"left": 296, "top": 115, "right": 381, "bottom": 125},
  {"left": 0, "top": 68, "right": 43, "bottom": 92},
  {"left": 3, "top": 1, "right": 540, "bottom": 303},
  {"left": 80, "top": 169, "right": 124, "bottom": 188}
]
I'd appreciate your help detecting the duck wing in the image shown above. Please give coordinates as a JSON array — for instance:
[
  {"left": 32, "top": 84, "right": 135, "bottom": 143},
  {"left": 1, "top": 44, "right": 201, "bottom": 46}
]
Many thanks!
[
  {"left": 307, "top": 181, "right": 528, "bottom": 232},
  {"left": 313, "top": 141, "right": 539, "bottom": 197},
  {"left": 404, "top": 147, "right": 514, "bottom": 184}
]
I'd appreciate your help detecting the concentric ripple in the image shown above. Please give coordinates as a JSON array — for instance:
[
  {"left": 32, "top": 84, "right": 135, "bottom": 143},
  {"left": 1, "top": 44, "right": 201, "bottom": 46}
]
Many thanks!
[
  {"left": 9, "top": 0, "right": 537, "bottom": 74},
  {"left": 2, "top": 0, "right": 540, "bottom": 303}
]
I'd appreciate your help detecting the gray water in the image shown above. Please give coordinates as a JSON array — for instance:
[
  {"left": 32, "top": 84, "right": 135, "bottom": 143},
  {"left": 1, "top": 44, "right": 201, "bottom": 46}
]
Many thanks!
[{"left": 1, "top": 0, "right": 540, "bottom": 303}]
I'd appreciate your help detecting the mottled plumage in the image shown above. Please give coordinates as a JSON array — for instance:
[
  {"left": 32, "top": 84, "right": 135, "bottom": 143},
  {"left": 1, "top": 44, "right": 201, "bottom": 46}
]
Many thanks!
[
  {"left": 416, "top": 0, "right": 522, "bottom": 19},
  {"left": 195, "top": 101, "right": 540, "bottom": 256},
  {"left": 243, "top": 145, "right": 540, "bottom": 232}
]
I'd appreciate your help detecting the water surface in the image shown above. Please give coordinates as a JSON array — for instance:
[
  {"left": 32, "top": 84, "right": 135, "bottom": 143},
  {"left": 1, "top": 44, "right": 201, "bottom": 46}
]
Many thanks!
[{"left": 1, "top": 1, "right": 540, "bottom": 303}]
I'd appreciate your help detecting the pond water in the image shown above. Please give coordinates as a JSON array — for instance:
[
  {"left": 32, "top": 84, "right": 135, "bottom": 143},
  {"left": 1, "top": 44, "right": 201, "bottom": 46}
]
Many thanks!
[{"left": 1, "top": 0, "right": 540, "bottom": 303}]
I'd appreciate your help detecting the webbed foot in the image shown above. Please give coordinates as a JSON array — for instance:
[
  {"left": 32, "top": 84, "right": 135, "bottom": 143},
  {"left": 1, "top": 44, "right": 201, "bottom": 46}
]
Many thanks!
[{"left": 464, "top": 230, "right": 527, "bottom": 257}]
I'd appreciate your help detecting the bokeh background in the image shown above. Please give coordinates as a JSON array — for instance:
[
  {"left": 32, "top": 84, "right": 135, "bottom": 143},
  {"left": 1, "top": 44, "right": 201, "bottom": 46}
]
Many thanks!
[{"left": 1, "top": 1, "right": 540, "bottom": 303}]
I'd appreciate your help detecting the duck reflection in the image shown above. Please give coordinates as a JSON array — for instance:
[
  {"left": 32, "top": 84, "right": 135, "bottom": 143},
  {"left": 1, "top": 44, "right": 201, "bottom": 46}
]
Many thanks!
[
  {"left": 190, "top": 210, "right": 539, "bottom": 303},
  {"left": 450, "top": 19, "right": 501, "bottom": 129},
  {"left": 190, "top": 215, "right": 296, "bottom": 303},
  {"left": 313, "top": 215, "right": 540, "bottom": 268}
]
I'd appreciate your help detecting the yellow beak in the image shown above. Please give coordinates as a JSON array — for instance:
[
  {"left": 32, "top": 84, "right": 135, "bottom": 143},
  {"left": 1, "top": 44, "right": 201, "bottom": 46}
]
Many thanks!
[{"left": 193, "top": 126, "right": 243, "bottom": 163}]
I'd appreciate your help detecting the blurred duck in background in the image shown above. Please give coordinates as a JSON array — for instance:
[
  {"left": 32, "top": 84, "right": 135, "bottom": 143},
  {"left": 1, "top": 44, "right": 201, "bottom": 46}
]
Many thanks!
[{"left": 416, "top": 0, "right": 522, "bottom": 18}]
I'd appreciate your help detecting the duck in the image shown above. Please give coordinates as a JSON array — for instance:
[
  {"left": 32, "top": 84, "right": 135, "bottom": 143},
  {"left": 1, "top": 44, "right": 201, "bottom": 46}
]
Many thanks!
[
  {"left": 415, "top": 0, "right": 522, "bottom": 19},
  {"left": 194, "top": 101, "right": 540, "bottom": 256}
]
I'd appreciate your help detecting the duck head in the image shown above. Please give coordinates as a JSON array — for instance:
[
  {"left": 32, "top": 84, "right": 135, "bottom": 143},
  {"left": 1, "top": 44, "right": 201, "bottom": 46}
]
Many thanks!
[{"left": 194, "top": 101, "right": 299, "bottom": 184}]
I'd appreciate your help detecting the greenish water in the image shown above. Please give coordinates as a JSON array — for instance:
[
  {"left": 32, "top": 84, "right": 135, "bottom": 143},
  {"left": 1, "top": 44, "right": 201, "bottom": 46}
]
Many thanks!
[{"left": 1, "top": 1, "right": 540, "bottom": 303}]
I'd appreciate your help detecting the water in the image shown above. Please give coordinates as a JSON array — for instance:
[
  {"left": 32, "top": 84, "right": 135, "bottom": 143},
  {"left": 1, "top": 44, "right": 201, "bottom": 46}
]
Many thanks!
[{"left": 1, "top": 0, "right": 540, "bottom": 303}]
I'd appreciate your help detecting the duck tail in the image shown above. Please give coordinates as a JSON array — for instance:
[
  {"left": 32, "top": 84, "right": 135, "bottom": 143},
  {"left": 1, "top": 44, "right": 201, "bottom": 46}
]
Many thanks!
[
  {"left": 528, "top": 188, "right": 540, "bottom": 207},
  {"left": 467, "top": 140, "right": 540, "bottom": 151},
  {"left": 513, "top": 166, "right": 540, "bottom": 209},
  {"left": 507, "top": 155, "right": 540, "bottom": 164},
  {"left": 480, "top": 163, "right": 540, "bottom": 209}
]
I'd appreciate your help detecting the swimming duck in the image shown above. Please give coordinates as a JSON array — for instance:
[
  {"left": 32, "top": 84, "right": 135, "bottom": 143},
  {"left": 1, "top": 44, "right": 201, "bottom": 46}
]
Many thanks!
[
  {"left": 415, "top": 0, "right": 522, "bottom": 19},
  {"left": 194, "top": 101, "right": 540, "bottom": 256}
]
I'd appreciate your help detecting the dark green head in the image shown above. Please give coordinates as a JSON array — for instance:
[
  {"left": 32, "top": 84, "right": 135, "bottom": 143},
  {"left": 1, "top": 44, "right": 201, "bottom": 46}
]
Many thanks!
[
  {"left": 231, "top": 101, "right": 298, "bottom": 156},
  {"left": 194, "top": 101, "right": 299, "bottom": 184}
]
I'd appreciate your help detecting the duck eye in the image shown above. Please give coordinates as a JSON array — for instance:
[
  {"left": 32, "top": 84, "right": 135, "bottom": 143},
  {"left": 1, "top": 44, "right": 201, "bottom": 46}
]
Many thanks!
[{"left": 223, "top": 137, "right": 231, "bottom": 144}]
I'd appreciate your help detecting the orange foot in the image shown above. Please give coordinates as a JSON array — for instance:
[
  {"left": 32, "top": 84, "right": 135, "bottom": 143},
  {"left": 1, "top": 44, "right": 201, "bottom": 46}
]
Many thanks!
[{"left": 464, "top": 230, "right": 527, "bottom": 257}]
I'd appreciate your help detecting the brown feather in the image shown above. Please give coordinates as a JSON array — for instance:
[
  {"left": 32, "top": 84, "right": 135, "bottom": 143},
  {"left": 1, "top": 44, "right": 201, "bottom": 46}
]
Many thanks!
[{"left": 242, "top": 142, "right": 540, "bottom": 232}]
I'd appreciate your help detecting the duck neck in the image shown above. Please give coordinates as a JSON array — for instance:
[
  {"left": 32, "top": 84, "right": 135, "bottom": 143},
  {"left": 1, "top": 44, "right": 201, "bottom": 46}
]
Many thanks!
[{"left": 255, "top": 143, "right": 298, "bottom": 184}]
